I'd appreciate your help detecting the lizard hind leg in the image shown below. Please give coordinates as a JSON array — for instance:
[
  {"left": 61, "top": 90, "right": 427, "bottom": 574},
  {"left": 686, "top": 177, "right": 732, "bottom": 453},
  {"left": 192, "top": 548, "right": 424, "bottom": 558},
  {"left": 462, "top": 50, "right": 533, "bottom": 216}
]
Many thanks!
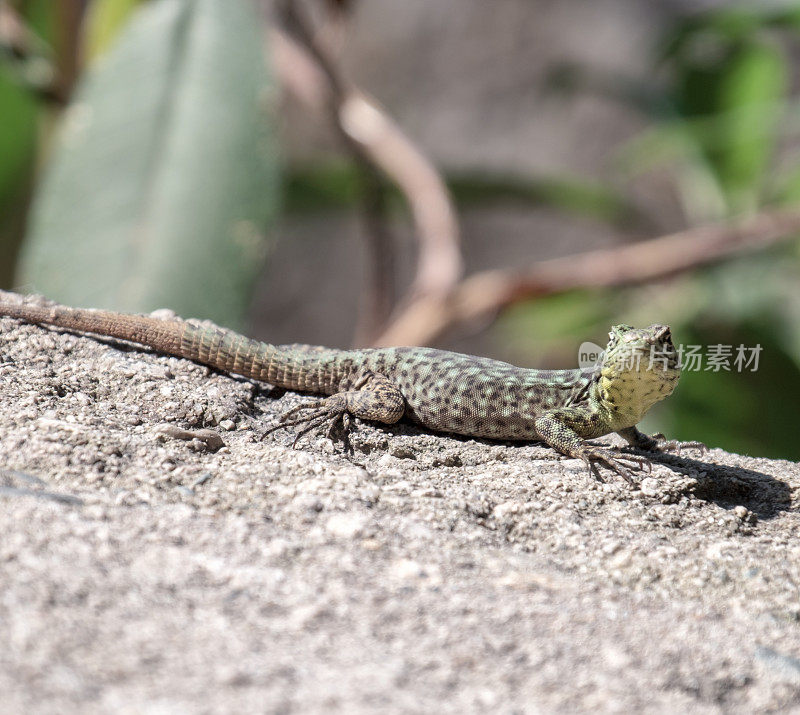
[{"left": 261, "top": 371, "right": 405, "bottom": 452}]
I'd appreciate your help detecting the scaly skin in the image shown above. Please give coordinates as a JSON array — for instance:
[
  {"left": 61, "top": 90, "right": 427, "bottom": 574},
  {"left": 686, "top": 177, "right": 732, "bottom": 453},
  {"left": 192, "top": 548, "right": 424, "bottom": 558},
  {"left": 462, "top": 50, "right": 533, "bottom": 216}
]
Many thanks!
[{"left": 0, "top": 293, "right": 695, "bottom": 484}]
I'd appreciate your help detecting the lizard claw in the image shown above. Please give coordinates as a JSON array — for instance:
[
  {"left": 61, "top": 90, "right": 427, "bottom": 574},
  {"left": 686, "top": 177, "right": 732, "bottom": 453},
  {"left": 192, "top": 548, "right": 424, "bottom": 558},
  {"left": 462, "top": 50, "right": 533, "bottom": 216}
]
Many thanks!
[
  {"left": 645, "top": 433, "right": 707, "bottom": 455},
  {"left": 661, "top": 440, "right": 707, "bottom": 455},
  {"left": 324, "top": 411, "right": 355, "bottom": 455},
  {"left": 581, "top": 447, "right": 651, "bottom": 486},
  {"left": 261, "top": 396, "right": 355, "bottom": 453},
  {"left": 260, "top": 398, "right": 327, "bottom": 439}
]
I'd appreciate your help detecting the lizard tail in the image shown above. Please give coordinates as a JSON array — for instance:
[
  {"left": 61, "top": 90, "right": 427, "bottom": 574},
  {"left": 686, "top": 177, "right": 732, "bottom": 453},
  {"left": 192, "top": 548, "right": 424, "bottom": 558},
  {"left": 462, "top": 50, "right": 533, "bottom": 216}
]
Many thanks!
[
  {"left": 177, "top": 322, "right": 344, "bottom": 393},
  {"left": 0, "top": 301, "right": 184, "bottom": 354},
  {"left": 0, "top": 300, "right": 344, "bottom": 394}
]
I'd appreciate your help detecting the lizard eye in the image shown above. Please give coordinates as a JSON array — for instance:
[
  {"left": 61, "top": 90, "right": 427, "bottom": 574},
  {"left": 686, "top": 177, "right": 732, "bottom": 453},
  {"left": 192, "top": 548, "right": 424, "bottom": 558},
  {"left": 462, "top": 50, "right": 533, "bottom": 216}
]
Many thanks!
[
  {"left": 654, "top": 325, "right": 671, "bottom": 342},
  {"left": 609, "top": 324, "right": 634, "bottom": 341}
]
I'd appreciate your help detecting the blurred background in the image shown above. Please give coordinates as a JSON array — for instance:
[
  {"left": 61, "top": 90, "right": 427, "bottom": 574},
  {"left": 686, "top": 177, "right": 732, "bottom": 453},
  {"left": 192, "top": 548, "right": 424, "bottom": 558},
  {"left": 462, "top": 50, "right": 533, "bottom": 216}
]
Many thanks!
[{"left": 3, "top": 0, "right": 800, "bottom": 458}]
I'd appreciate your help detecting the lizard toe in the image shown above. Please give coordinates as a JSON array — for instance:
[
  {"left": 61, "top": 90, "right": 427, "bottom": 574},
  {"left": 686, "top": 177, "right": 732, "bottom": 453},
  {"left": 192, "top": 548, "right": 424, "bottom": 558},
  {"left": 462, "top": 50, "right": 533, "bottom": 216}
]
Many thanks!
[
  {"left": 262, "top": 395, "right": 354, "bottom": 452},
  {"left": 260, "top": 399, "right": 326, "bottom": 439},
  {"left": 645, "top": 433, "right": 707, "bottom": 455},
  {"left": 278, "top": 399, "right": 325, "bottom": 422},
  {"left": 582, "top": 447, "right": 650, "bottom": 487},
  {"left": 668, "top": 439, "right": 707, "bottom": 454}
]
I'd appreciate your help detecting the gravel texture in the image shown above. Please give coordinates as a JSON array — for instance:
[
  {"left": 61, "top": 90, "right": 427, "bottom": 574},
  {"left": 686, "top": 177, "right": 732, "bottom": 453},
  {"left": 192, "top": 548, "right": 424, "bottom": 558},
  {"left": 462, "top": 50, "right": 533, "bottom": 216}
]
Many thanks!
[{"left": 1, "top": 300, "right": 799, "bottom": 713}]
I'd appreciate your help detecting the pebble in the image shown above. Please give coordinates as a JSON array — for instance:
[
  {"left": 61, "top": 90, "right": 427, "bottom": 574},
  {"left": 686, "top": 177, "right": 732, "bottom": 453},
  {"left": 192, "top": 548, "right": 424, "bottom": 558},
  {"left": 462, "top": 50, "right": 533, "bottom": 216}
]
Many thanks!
[
  {"left": 389, "top": 444, "right": 417, "bottom": 459},
  {"left": 391, "top": 559, "right": 425, "bottom": 580},
  {"left": 411, "top": 487, "right": 442, "bottom": 498},
  {"left": 383, "top": 479, "right": 411, "bottom": 494},
  {"left": 639, "top": 478, "right": 659, "bottom": 496},
  {"left": 325, "top": 511, "right": 370, "bottom": 538},
  {"left": 492, "top": 500, "right": 523, "bottom": 520},
  {"left": 733, "top": 505, "right": 749, "bottom": 520},
  {"left": 376, "top": 453, "right": 396, "bottom": 469}
]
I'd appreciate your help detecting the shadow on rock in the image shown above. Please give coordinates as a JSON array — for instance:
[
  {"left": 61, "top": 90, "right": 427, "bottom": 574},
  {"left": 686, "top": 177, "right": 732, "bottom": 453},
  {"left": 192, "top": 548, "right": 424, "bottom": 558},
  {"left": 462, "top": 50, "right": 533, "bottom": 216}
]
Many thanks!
[{"left": 638, "top": 451, "right": 792, "bottom": 520}]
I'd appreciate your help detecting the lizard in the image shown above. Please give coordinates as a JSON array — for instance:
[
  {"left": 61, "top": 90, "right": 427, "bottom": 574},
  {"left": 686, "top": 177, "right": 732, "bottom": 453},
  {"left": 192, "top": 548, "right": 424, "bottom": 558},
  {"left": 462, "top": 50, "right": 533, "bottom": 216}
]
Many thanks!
[{"left": 0, "top": 293, "right": 695, "bottom": 485}]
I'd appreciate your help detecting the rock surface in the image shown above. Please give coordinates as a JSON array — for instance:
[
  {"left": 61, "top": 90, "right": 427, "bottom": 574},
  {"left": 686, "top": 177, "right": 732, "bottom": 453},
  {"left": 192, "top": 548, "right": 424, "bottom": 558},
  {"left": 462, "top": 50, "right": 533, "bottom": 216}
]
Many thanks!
[{"left": 1, "top": 307, "right": 798, "bottom": 713}]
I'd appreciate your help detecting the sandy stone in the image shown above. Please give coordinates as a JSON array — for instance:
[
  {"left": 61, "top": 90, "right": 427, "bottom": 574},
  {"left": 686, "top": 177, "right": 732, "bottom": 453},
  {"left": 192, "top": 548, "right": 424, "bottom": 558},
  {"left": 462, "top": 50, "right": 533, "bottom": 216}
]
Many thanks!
[{"left": 0, "top": 302, "right": 798, "bottom": 712}]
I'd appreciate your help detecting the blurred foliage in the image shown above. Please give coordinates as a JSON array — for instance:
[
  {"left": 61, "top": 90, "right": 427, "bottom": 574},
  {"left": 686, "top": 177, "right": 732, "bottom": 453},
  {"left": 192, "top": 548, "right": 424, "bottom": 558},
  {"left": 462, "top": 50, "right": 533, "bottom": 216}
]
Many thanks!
[
  {"left": 15, "top": 0, "right": 278, "bottom": 330},
  {"left": 657, "top": 9, "right": 787, "bottom": 215},
  {"left": 0, "top": 0, "right": 55, "bottom": 288},
  {"left": 286, "top": 161, "right": 641, "bottom": 226},
  {"left": 662, "top": 321, "right": 800, "bottom": 460},
  {"left": 617, "top": 5, "right": 800, "bottom": 220},
  {"left": 548, "top": 6, "right": 800, "bottom": 220},
  {"left": 82, "top": 0, "right": 142, "bottom": 62},
  {"left": 500, "top": 248, "right": 800, "bottom": 459},
  {"left": 0, "top": 66, "right": 37, "bottom": 254},
  {"left": 506, "top": 5, "right": 800, "bottom": 460}
]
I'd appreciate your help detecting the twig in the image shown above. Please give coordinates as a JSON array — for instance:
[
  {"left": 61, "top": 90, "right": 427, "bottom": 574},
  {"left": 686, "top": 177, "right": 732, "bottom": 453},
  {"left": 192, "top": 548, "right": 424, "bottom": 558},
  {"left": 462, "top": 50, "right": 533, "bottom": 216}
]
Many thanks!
[
  {"left": 373, "top": 209, "right": 800, "bottom": 346},
  {"left": 339, "top": 92, "right": 463, "bottom": 300},
  {"left": 357, "top": 170, "right": 396, "bottom": 342},
  {"left": 271, "top": 1, "right": 462, "bottom": 344},
  {"left": 272, "top": 4, "right": 395, "bottom": 342},
  {"left": 54, "top": 0, "right": 83, "bottom": 100}
]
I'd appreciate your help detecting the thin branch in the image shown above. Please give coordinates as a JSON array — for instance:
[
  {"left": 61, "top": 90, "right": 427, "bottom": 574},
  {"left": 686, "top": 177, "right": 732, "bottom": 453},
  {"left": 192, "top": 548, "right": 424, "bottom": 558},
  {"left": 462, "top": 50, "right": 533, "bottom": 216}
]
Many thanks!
[
  {"left": 373, "top": 209, "right": 800, "bottom": 347},
  {"left": 53, "top": 0, "right": 84, "bottom": 101},
  {"left": 273, "top": 3, "right": 395, "bottom": 342},
  {"left": 271, "top": 1, "right": 462, "bottom": 344},
  {"left": 338, "top": 93, "right": 463, "bottom": 300},
  {"left": 356, "top": 168, "right": 396, "bottom": 344}
]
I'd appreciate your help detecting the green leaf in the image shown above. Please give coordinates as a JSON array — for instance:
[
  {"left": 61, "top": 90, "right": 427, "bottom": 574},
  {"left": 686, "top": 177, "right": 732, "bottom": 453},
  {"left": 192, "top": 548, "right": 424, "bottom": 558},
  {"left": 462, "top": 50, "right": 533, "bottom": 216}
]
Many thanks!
[
  {"left": 709, "top": 41, "right": 786, "bottom": 210},
  {"left": 283, "top": 162, "right": 361, "bottom": 213},
  {"left": 19, "top": 0, "right": 58, "bottom": 47},
  {"left": 0, "top": 68, "right": 37, "bottom": 204},
  {"left": 0, "top": 66, "right": 38, "bottom": 288},
  {"left": 659, "top": 9, "right": 760, "bottom": 64},
  {"left": 20, "top": 0, "right": 279, "bottom": 330},
  {"left": 648, "top": 8, "right": 792, "bottom": 215},
  {"left": 665, "top": 20, "right": 787, "bottom": 211}
]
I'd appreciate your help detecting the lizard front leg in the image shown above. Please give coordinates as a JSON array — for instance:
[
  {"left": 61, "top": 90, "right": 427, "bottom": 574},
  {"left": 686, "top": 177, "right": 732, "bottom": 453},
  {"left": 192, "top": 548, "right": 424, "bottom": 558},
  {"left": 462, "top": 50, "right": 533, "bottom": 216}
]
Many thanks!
[
  {"left": 262, "top": 371, "right": 405, "bottom": 451},
  {"left": 534, "top": 410, "right": 651, "bottom": 485},
  {"left": 616, "top": 426, "right": 706, "bottom": 454}
]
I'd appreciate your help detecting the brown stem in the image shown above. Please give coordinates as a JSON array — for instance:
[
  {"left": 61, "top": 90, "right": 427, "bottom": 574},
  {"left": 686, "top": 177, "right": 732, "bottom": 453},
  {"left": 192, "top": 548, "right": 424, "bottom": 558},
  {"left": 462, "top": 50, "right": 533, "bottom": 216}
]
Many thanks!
[
  {"left": 274, "top": 1, "right": 395, "bottom": 343},
  {"left": 354, "top": 169, "right": 396, "bottom": 345},
  {"left": 373, "top": 209, "right": 800, "bottom": 347},
  {"left": 54, "top": 0, "right": 84, "bottom": 101}
]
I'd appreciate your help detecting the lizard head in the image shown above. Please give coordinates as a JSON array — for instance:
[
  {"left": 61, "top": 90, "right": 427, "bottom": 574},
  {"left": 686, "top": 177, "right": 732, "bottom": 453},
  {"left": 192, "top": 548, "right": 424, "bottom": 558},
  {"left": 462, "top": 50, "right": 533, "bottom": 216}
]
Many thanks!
[{"left": 596, "top": 323, "right": 681, "bottom": 427}]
